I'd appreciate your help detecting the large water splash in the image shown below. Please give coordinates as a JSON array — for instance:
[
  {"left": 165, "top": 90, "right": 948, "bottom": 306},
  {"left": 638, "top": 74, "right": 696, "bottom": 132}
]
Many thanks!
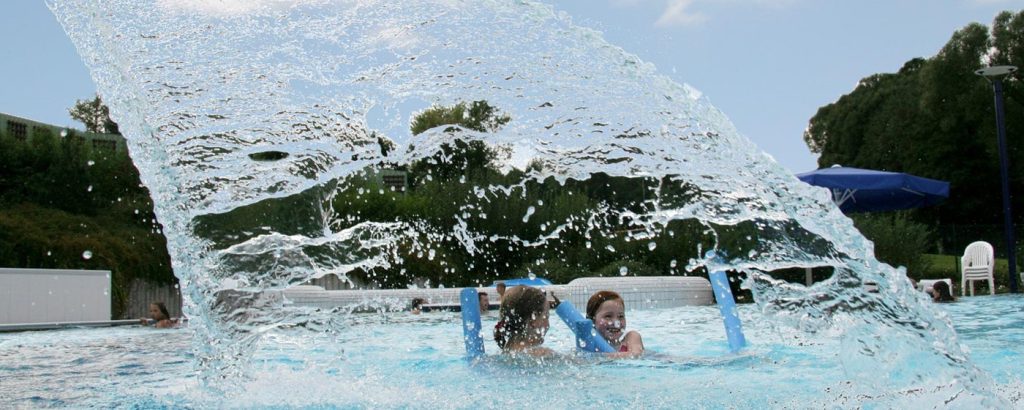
[{"left": 50, "top": 0, "right": 1004, "bottom": 406}]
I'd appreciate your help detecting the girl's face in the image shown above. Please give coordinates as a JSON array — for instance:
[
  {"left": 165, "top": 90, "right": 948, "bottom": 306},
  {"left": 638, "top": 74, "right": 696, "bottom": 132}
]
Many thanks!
[
  {"left": 593, "top": 299, "right": 626, "bottom": 343},
  {"left": 524, "top": 305, "right": 550, "bottom": 344},
  {"left": 148, "top": 304, "right": 165, "bottom": 320}
]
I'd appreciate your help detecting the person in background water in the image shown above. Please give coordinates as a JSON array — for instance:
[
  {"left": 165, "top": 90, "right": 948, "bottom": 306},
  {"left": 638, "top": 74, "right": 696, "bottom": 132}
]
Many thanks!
[
  {"left": 140, "top": 302, "right": 177, "bottom": 328},
  {"left": 478, "top": 292, "right": 491, "bottom": 313},
  {"left": 410, "top": 297, "right": 425, "bottom": 314},
  {"left": 493, "top": 286, "right": 555, "bottom": 357},
  {"left": 931, "top": 281, "right": 956, "bottom": 303},
  {"left": 587, "top": 290, "right": 644, "bottom": 357},
  {"left": 495, "top": 282, "right": 506, "bottom": 301}
]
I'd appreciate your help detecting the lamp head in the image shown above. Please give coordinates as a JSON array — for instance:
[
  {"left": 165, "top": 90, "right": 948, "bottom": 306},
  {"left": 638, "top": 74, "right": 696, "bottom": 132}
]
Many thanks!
[{"left": 975, "top": 65, "right": 1018, "bottom": 79}]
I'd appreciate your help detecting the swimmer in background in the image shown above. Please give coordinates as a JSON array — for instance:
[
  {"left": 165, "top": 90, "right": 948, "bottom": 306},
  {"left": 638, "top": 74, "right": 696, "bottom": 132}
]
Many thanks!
[
  {"left": 140, "top": 302, "right": 177, "bottom": 329},
  {"left": 493, "top": 286, "right": 555, "bottom": 357},
  {"left": 478, "top": 292, "right": 491, "bottom": 314},
  {"left": 495, "top": 281, "right": 506, "bottom": 301},
  {"left": 931, "top": 281, "right": 956, "bottom": 303},
  {"left": 587, "top": 290, "right": 644, "bottom": 357},
  {"left": 410, "top": 297, "right": 425, "bottom": 314}
]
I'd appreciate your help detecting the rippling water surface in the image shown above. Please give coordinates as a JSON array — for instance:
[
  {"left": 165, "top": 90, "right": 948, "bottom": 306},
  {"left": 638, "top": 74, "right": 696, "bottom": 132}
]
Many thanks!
[{"left": 2, "top": 298, "right": 1022, "bottom": 407}]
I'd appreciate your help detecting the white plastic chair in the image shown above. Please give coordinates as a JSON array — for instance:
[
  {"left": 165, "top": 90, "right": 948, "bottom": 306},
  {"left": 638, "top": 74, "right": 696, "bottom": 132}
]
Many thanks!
[{"left": 961, "top": 241, "right": 995, "bottom": 296}]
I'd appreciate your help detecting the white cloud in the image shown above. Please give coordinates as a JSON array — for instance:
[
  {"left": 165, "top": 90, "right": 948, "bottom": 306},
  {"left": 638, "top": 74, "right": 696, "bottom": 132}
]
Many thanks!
[
  {"left": 615, "top": 0, "right": 800, "bottom": 28},
  {"left": 654, "top": 0, "right": 706, "bottom": 27}
]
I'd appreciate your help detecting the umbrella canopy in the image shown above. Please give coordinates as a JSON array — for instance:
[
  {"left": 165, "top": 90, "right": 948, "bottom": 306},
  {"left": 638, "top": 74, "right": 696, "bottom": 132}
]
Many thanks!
[{"left": 796, "top": 166, "right": 950, "bottom": 213}]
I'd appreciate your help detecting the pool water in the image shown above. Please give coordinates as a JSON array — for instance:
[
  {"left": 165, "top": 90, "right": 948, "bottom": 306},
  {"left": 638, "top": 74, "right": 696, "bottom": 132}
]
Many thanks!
[{"left": 3, "top": 295, "right": 1021, "bottom": 408}]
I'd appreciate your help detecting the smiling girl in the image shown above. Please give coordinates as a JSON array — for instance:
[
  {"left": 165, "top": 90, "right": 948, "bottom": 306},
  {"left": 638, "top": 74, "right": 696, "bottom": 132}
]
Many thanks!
[{"left": 586, "top": 291, "right": 644, "bottom": 356}]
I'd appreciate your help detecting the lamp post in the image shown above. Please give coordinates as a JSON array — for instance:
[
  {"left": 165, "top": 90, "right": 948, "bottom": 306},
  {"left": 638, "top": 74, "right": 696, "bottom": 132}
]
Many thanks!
[{"left": 976, "top": 65, "right": 1019, "bottom": 293}]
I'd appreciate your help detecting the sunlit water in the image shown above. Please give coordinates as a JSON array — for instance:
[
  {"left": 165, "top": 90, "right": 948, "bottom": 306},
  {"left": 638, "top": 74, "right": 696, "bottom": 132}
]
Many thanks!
[
  {"left": 43, "top": 0, "right": 1015, "bottom": 407},
  {"left": 2, "top": 297, "right": 1022, "bottom": 407}
]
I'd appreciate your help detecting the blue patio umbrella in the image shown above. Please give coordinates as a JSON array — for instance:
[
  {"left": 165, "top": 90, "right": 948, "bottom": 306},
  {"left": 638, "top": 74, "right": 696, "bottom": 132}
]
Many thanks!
[{"left": 796, "top": 166, "right": 950, "bottom": 213}]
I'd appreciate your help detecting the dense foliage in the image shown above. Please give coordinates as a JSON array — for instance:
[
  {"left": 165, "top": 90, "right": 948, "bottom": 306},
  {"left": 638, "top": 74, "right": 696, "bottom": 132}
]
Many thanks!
[
  {"left": 804, "top": 10, "right": 1024, "bottom": 228},
  {"left": 323, "top": 101, "right": 757, "bottom": 289},
  {"left": 0, "top": 128, "right": 172, "bottom": 317},
  {"left": 69, "top": 95, "right": 120, "bottom": 135}
]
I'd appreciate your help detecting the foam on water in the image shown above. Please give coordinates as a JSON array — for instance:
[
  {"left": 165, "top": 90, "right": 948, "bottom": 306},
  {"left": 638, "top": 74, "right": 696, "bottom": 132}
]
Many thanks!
[{"left": 47, "top": 0, "right": 1008, "bottom": 406}]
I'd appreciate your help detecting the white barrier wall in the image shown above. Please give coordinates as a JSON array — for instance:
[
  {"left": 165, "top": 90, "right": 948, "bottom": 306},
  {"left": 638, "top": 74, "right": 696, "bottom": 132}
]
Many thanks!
[
  {"left": 278, "top": 276, "right": 713, "bottom": 312},
  {"left": 0, "top": 268, "right": 111, "bottom": 325}
]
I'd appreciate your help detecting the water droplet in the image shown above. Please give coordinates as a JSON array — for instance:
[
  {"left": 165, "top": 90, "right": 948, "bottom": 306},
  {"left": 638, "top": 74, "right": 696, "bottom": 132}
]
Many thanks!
[
  {"left": 47, "top": 251, "right": 52, "bottom": 256},
  {"left": 522, "top": 206, "right": 535, "bottom": 223},
  {"left": 134, "top": 209, "right": 140, "bottom": 214},
  {"left": 60, "top": 129, "right": 68, "bottom": 137},
  {"left": 648, "top": 242, "right": 657, "bottom": 251},
  {"left": 87, "top": 160, "right": 95, "bottom": 166},
  {"left": 585, "top": 241, "right": 592, "bottom": 249},
  {"left": 537, "top": 200, "right": 544, "bottom": 206},
  {"left": 619, "top": 266, "right": 628, "bottom": 276},
  {"left": 605, "top": 245, "right": 616, "bottom": 252},
  {"left": 87, "top": 185, "right": 93, "bottom": 192},
  {"left": 670, "top": 259, "right": 677, "bottom": 268},
  {"left": 82, "top": 250, "right": 93, "bottom": 260},
  {"left": 427, "top": 249, "right": 436, "bottom": 260},
  {"left": 528, "top": 272, "right": 537, "bottom": 280}
]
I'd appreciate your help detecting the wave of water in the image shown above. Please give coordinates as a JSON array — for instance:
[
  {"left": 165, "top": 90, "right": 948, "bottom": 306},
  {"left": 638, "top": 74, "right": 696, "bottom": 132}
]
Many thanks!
[{"left": 48, "top": 0, "right": 1006, "bottom": 406}]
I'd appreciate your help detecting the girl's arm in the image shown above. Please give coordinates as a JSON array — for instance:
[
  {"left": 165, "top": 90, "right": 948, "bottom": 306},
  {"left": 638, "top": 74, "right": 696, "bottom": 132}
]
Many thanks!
[
  {"left": 622, "top": 330, "right": 644, "bottom": 355},
  {"left": 604, "top": 331, "right": 644, "bottom": 358}
]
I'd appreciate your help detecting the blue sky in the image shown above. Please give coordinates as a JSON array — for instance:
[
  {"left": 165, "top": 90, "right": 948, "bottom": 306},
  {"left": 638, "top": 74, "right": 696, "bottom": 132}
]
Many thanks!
[{"left": 1, "top": 1, "right": 1020, "bottom": 172}]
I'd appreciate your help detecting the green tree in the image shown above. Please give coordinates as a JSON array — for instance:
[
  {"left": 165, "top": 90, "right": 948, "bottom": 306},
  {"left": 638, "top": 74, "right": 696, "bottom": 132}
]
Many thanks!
[
  {"left": 406, "top": 100, "right": 510, "bottom": 186},
  {"left": 804, "top": 11, "right": 1024, "bottom": 226},
  {"left": 69, "top": 95, "right": 120, "bottom": 134}
]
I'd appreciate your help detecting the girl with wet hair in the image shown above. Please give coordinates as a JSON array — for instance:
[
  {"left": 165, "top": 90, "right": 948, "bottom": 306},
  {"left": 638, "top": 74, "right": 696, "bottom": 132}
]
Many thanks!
[
  {"left": 931, "top": 281, "right": 956, "bottom": 303},
  {"left": 586, "top": 290, "right": 644, "bottom": 356},
  {"left": 493, "top": 286, "right": 555, "bottom": 357},
  {"left": 141, "top": 301, "right": 177, "bottom": 328}
]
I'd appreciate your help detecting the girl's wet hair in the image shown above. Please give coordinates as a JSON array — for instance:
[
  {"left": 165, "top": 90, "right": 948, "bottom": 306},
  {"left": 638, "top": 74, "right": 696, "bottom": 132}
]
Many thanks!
[
  {"left": 494, "top": 286, "right": 547, "bottom": 350},
  {"left": 586, "top": 290, "right": 623, "bottom": 320},
  {"left": 152, "top": 302, "right": 171, "bottom": 320},
  {"left": 932, "top": 281, "right": 955, "bottom": 302}
]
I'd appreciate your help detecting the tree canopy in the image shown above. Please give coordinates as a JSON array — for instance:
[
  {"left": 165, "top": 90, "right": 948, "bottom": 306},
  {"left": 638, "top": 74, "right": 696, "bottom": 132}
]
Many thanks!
[
  {"left": 804, "top": 10, "right": 1024, "bottom": 226},
  {"left": 69, "top": 95, "right": 120, "bottom": 135}
]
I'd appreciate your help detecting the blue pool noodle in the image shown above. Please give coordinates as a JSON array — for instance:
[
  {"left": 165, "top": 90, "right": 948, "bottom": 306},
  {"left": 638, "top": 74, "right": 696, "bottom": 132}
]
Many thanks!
[
  {"left": 555, "top": 301, "right": 615, "bottom": 353},
  {"left": 459, "top": 288, "right": 485, "bottom": 359},
  {"left": 706, "top": 251, "right": 747, "bottom": 352}
]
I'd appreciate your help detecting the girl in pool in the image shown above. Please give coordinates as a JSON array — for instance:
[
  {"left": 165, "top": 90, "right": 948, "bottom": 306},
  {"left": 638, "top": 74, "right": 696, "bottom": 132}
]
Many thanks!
[
  {"left": 931, "top": 281, "right": 956, "bottom": 303},
  {"left": 140, "top": 302, "right": 177, "bottom": 328},
  {"left": 493, "top": 286, "right": 556, "bottom": 357},
  {"left": 587, "top": 290, "right": 644, "bottom": 356}
]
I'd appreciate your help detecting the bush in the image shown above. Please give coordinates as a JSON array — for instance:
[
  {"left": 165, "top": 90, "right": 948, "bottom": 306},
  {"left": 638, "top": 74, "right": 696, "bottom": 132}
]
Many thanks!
[{"left": 851, "top": 212, "right": 933, "bottom": 276}]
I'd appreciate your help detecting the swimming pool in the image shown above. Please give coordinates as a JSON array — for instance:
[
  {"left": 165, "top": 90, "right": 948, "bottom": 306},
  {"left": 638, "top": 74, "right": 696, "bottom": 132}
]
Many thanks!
[{"left": 3, "top": 294, "right": 1020, "bottom": 408}]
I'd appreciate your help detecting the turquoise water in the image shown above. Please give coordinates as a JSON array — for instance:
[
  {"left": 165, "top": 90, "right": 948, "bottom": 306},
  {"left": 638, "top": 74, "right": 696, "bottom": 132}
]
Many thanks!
[{"left": 2, "top": 295, "right": 1021, "bottom": 408}]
